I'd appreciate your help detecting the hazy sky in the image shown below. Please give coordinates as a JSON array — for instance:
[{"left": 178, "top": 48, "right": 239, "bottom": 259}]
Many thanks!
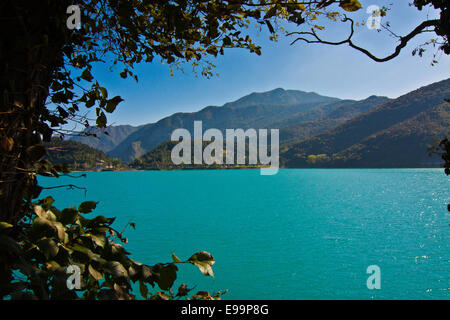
[{"left": 88, "top": 1, "right": 450, "bottom": 126}]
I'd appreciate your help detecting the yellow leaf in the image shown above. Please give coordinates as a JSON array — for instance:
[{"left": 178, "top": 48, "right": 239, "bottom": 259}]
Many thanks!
[
  {"left": 0, "top": 137, "right": 13, "bottom": 152},
  {"left": 340, "top": 0, "right": 362, "bottom": 12}
]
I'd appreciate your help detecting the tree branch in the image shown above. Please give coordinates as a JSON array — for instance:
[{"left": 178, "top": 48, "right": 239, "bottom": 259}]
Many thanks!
[{"left": 288, "top": 17, "right": 440, "bottom": 62}]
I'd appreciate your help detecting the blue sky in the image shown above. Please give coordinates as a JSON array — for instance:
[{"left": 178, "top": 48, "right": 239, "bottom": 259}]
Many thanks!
[{"left": 87, "top": 1, "right": 450, "bottom": 127}]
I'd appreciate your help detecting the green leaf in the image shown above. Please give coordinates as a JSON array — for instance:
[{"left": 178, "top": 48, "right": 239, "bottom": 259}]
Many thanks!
[
  {"left": 188, "top": 251, "right": 215, "bottom": 277},
  {"left": 105, "top": 96, "right": 123, "bottom": 113},
  {"left": 206, "top": 46, "right": 218, "bottom": 56},
  {"left": 96, "top": 112, "right": 107, "bottom": 127},
  {"left": 46, "top": 260, "right": 64, "bottom": 273},
  {"left": 85, "top": 98, "right": 95, "bottom": 108},
  {"left": 99, "top": 87, "right": 108, "bottom": 98},
  {"left": 88, "top": 264, "right": 103, "bottom": 280},
  {"left": 105, "top": 261, "right": 128, "bottom": 278},
  {"left": 0, "top": 137, "right": 14, "bottom": 152},
  {"left": 152, "top": 292, "right": 170, "bottom": 300},
  {"left": 78, "top": 201, "right": 98, "bottom": 214},
  {"left": 176, "top": 283, "right": 189, "bottom": 297},
  {"left": 140, "top": 265, "right": 155, "bottom": 282},
  {"left": 156, "top": 263, "right": 178, "bottom": 290},
  {"left": 40, "top": 196, "right": 55, "bottom": 210},
  {"left": 59, "top": 207, "right": 78, "bottom": 225},
  {"left": 38, "top": 238, "right": 59, "bottom": 259},
  {"left": 89, "top": 234, "right": 106, "bottom": 248},
  {"left": 171, "top": 253, "right": 182, "bottom": 263},
  {"left": 139, "top": 280, "right": 148, "bottom": 299},
  {"left": 264, "top": 6, "right": 277, "bottom": 19},
  {"left": 72, "top": 244, "right": 106, "bottom": 264},
  {"left": 33, "top": 205, "right": 47, "bottom": 219},
  {"left": 222, "top": 36, "right": 232, "bottom": 46},
  {"left": 32, "top": 216, "right": 56, "bottom": 235},
  {"left": 54, "top": 222, "right": 66, "bottom": 242},
  {"left": 128, "top": 265, "right": 138, "bottom": 281},
  {"left": 81, "top": 68, "right": 93, "bottom": 81},
  {"left": 0, "top": 222, "right": 13, "bottom": 230},
  {"left": 193, "top": 291, "right": 213, "bottom": 300}
]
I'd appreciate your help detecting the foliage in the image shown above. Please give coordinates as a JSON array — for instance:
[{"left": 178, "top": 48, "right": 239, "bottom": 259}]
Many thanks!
[
  {"left": 45, "top": 138, "right": 112, "bottom": 171},
  {"left": 111, "top": 158, "right": 123, "bottom": 169},
  {"left": 306, "top": 154, "right": 330, "bottom": 165},
  {"left": 0, "top": 198, "right": 221, "bottom": 300},
  {"left": 130, "top": 140, "right": 265, "bottom": 170},
  {"left": 414, "top": 0, "right": 449, "bottom": 54},
  {"left": 428, "top": 96, "right": 450, "bottom": 210},
  {"left": 438, "top": 137, "right": 450, "bottom": 176},
  {"left": 1, "top": 0, "right": 449, "bottom": 299},
  {"left": 1, "top": 0, "right": 447, "bottom": 221},
  {"left": 437, "top": 136, "right": 450, "bottom": 212},
  {"left": 285, "top": 0, "right": 448, "bottom": 63},
  {"left": 0, "top": 0, "right": 314, "bottom": 223}
]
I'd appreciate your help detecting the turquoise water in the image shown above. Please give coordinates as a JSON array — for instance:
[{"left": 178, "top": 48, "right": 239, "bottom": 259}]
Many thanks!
[{"left": 39, "top": 169, "right": 449, "bottom": 299}]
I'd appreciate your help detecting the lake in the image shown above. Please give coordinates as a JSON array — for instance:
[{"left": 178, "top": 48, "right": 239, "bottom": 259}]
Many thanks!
[{"left": 39, "top": 169, "right": 449, "bottom": 299}]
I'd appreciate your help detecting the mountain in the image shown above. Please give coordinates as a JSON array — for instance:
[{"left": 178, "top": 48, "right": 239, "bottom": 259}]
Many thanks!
[
  {"left": 279, "top": 96, "right": 391, "bottom": 143},
  {"left": 53, "top": 79, "right": 450, "bottom": 169},
  {"left": 280, "top": 78, "right": 450, "bottom": 168},
  {"left": 129, "top": 96, "right": 391, "bottom": 169},
  {"left": 45, "top": 139, "right": 111, "bottom": 170},
  {"left": 109, "top": 88, "right": 342, "bottom": 161},
  {"left": 70, "top": 124, "right": 141, "bottom": 153},
  {"left": 331, "top": 103, "right": 450, "bottom": 167},
  {"left": 222, "top": 88, "right": 336, "bottom": 109}
]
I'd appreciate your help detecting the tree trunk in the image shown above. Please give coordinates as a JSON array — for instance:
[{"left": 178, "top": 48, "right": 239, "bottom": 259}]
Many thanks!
[{"left": 0, "top": 0, "right": 69, "bottom": 223}]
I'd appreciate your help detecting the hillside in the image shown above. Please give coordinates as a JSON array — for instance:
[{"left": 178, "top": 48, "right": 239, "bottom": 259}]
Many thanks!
[
  {"left": 45, "top": 139, "right": 112, "bottom": 171},
  {"left": 55, "top": 79, "right": 450, "bottom": 169},
  {"left": 109, "top": 88, "right": 341, "bottom": 161},
  {"left": 279, "top": 96, "right": 391, "bottom": 143},
  {"left": 130, "top": 140, "right": 263, "bottom": 170},
  {"left": 280, "top": 78, "right": 450, "bottom": 168},
  {"left": 108, "top": 90, "right": 389, "bottom": 162},
  {"left": 70, "top": 124, "right": 141, "bottom": 153}
]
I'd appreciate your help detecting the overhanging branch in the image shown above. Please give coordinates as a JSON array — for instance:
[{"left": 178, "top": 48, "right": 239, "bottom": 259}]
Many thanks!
[{"left": 288, "top": 17, "right": 440, "bottom": 62}]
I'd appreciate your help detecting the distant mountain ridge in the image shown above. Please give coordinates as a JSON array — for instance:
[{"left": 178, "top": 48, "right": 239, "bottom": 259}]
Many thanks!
[
  {"left": 108, "top": 88, "right": 344, "bottom": 161},
  {"left": 279, "top": 96, "right": 391, "bottom": 143},
  {"left": 222, "top": 88, "right": 337, "bottom": 109},
  {"left": 70, "top": 124, "right": 142, "bottom": 153},
  {"left": 67, "top": 78, "right": 450, "bottom": 169},
  {"left": 106, "top": 89, "right": 392, "bottom": 162},
  {"left": 332, "top": 103, "right": 450, "bottom": 167},
  {"left": 280, "top": 78, "right": 450, "bottom": 168}
]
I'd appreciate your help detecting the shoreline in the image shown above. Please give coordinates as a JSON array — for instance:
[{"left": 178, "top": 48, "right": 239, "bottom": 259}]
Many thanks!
[{"left": 68, "top": 166, "right": 446, "bottom": 173}]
